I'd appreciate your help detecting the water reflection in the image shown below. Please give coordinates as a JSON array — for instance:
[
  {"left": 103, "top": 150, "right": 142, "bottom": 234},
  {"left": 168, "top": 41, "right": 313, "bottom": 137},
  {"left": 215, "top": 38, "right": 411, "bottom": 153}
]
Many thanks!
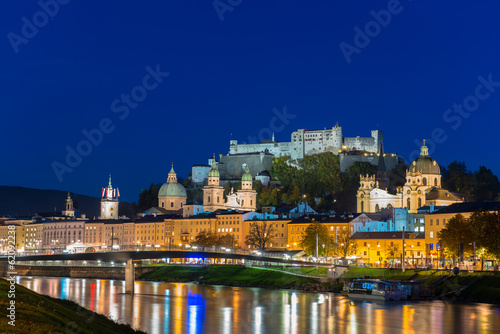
[{"left": 15, "top": 277, "right": 500, "bottom": 334}]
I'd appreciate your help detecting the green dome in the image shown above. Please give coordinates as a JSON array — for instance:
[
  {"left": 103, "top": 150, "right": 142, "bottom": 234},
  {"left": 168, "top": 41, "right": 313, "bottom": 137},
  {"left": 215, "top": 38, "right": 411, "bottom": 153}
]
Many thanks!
[
  {"left": 410, "top": 143, "right": 440, "bottom": 175},
  {"left": 208, "top": 159, "right": 220, "bottom": 178},
  {"left": 158, "top": 182, "right": 187, "bottom": 198},
  {"left": 242, "top": 165, "right": 252, "bottom": 182}
]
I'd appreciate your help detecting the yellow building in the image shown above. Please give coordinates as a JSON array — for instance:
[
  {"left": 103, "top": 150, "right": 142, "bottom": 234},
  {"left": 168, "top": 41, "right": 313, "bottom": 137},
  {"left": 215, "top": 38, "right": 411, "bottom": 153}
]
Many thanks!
[
  {"left": 25, "top": 222, "right": 44, "bottom": 252},
  {"left": 0, "top": 223, "right": 26, "bottom": 252},
  {"left": 172, "top": 213, "right": 218, "bottom": 247},
  {"left": 242, "top": 218, "right": 291, "bottom": 250},
  {"left": 84, "top": 221, "right": 105, "bottom": 249},
  {"left": 352, "top": 231, "right": 426, "bottom": 267},
  {"left": 135, "top": 216, "right": 168, "bottom": 248},
  {"left": 287, "top": 215, "right": 351, "bottom": 251}
]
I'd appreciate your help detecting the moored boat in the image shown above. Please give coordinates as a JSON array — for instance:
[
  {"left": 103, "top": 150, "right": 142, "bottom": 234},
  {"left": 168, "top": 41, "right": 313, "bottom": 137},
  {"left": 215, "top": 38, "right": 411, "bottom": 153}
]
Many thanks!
[{"left": 347, "top": 279, "right": 407, "bottom": 301}]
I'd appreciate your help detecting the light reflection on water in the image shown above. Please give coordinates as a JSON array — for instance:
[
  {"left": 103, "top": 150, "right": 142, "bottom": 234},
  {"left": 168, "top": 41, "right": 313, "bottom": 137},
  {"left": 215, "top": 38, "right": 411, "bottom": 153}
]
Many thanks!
[{"left": 16, "top": 276, "right": 500, "bottom": 334}]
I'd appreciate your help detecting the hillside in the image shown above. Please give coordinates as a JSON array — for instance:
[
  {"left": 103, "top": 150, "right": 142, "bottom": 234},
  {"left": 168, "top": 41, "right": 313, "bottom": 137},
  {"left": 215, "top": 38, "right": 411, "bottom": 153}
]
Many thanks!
[{"left": 0, "top": 186, "right": 104, "bottom": 218}]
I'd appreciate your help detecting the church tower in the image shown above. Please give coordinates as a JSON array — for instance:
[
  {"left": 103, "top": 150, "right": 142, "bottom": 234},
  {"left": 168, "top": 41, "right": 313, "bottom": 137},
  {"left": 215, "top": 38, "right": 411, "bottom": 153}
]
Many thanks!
[
  {"left": 62, "top": 193, "right": 75, "bottom": 217},
  {"left": 100, "top": 174, "right": 119, "bottom": 219},
  {"left": 357, "top": 174, "right": 375, "bottom": 212},
  {"left": 203, "top": 157, "right": 225, "bottom": 212},
  {"left": 236, "top": 164, "right": 257, "bottom": 211}
]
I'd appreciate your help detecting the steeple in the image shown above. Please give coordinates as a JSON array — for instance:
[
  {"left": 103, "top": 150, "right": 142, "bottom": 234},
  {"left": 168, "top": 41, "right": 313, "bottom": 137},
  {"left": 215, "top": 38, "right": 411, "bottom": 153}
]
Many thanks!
[
  {"left": 420, "top": 139, "right": 429, "bottom": 156},
  {"left": 108, "top": 173, "right": 113, "bottom": 189},
  {"left": 376, "top": 141, "right": 388, "bottom": 190},
  {"left": 66, "top": 192, "right": 73, "bottom": 203},
  {"left": 272, "top": 132, "right": 275, "bottom": 142}
]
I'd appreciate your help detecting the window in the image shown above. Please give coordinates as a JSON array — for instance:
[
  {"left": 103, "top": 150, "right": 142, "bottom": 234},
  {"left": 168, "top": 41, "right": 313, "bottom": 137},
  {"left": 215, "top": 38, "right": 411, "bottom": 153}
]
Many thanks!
[
  {"left": 377, "top": 251, "right": 380, "bottom": 256},
  {"left": 430, "top": 243, "right": 433, "bottom": 251},
  {"left": 364, "top": 242, "right": 367, "bottom": 246},
  {"left": 430, "top": 231, "right": 434, "bottom": 238},
  {"left": 430, "top": 219, "right": 433, "bottom": 226},
  {"left": 417, "top": 242, "right": 420, "bottom": 246},
  {"left": 436, "top": 219, "right": 439, "bottom": 226},
  {"left": 170, "top": 202, "right": 174, "bottom": 208},
  {"left": 364, "top": 251, "right": 367, "bottom": 256}
]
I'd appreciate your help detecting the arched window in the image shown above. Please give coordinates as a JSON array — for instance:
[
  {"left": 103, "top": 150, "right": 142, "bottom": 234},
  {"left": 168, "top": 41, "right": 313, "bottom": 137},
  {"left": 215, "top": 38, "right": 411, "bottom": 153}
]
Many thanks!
[
  {"left": 361, "top": 201, "right": 364, "bottom": 212},
  {"left": 217, "top": 196, "right": 220, "bottom": 203},
  {"left": 208, "top": 196, "right": 211, "bottom": 203},
  {"left": 423, "top": 178, "right": 427, "bottom": 186},
  {"left": 434, "top": 178, "right": 437, "bottom": 186},
  {"left": 407, "top": 198, "right": 410, "bottom": 208},
  {"left": 387, "top": 203, "right": 393, "bottom": 209},
  {"left": 375, "top": 204, "right": 379, "bottom": 212},
  {"left": 418, "top": 198, "right": 422, "bottom": 208}
]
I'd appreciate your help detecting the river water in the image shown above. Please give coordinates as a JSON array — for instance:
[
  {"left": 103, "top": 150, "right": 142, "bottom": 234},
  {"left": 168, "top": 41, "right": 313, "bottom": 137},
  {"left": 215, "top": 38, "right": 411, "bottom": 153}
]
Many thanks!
[{"left": 16, "top": 276, "right": 500, "bottom": 334}]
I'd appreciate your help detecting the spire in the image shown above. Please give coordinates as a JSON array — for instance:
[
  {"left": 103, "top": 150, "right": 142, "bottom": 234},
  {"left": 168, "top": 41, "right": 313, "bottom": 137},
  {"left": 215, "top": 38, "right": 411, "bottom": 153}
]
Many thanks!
[
  {"left": 420, "top": 139, "right": 429, "bottom": 156},
  {"left": 108, "top": 173, "right": 113, "bottom": 189},
  {"left": 377, "top": 141, "right": 387, "bottom": 172},
  {"left": 66, "top": 192, "right": 73, "bottom": 203},
  {"left": 272, "top": 132, "right": 275, "bottom": 142},
  {"left": 169, "top": 162, "right": 176, "bottom": 175}
]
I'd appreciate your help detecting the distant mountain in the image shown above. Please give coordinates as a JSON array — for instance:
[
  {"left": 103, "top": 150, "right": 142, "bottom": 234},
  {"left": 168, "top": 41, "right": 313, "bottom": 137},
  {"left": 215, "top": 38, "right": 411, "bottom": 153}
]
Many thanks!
[{"left": 0, "top": 186, "right": 116, "bottom": 218}]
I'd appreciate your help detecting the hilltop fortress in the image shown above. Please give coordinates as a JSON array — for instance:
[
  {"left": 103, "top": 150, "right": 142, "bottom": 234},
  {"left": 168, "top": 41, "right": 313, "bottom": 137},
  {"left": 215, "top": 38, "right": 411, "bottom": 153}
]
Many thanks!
[
  {"left": 229, "top": 123, "right": 382, "bottom": 159},
  {"left": 192, "top": 124, "right": 401, "bottom": 183}
]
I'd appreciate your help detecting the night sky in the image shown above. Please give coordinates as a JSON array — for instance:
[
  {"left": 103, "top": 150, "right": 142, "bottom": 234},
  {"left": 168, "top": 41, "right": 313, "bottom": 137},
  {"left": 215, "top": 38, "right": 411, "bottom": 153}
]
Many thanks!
[{"left": 1, "top": 1, "right": 500, "bottom": 203}]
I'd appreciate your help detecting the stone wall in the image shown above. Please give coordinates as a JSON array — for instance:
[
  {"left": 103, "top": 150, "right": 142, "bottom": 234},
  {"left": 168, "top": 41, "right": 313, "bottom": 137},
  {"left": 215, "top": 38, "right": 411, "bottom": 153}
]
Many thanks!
[{"left": 219, "top": 153, "right": 274, "bottom": 180}]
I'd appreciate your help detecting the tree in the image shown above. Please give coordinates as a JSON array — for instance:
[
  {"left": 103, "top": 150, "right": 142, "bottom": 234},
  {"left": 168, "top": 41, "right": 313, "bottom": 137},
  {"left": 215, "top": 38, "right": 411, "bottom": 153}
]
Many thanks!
[
  {"left": 193, "top": 231, "right": 219, "bottom": 247},
  {"left": 299, "top": 221, "right": 335, "bottom": 256},
  {"left": 438, "top": 214, "right": 475, "bottom": 256},
  {"left": 137, "top": 183, "right": 161, "bottom": 212},
  {"left": 217, "top": 234, "right": 234, "bottom": 248},
  {"left": 335, "top": 227, "right": 357, "bottom": 258},
  {"left": 386, "top": 243, "right": 401, "bottom": 264},
  {"left": 470, "top": 210, "right": 500, "bottom": 259},
  {"left": 245, "top": 221, "right": 276, "bottom": 251}
]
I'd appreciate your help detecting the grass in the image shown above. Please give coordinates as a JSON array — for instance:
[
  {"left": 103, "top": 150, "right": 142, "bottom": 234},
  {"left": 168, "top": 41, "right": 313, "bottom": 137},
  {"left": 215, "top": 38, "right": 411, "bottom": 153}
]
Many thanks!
[
  {"left": 338, "top": 267, "right": 419, "bottom": 280},
  {"left": 0, "top": 278, "right": 146, "bottom": 334},
  {"left": 278, "top": 266, "right": 328, "bottom": 277},
  {"left": 140, "top": 265, "right": 338, "bottom": 291}
]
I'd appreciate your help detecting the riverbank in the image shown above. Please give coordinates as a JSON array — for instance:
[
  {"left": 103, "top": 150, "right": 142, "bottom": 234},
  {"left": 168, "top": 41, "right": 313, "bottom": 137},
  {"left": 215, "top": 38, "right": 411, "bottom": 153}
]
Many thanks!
[
  {"left": 0, "top": 278, "right": 146, "bottom": 334},
  {"left": 139, "top": 265, "right": 343, "bottom": 292}
]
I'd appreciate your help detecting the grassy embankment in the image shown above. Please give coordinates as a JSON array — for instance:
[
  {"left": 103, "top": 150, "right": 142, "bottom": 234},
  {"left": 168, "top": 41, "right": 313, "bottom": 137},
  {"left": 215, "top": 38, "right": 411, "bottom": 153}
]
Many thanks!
[
  {"left": 0, "top": 278, "right": 146, "bottom": 334},
  {"left": 338, "top": 267, "right": 500, "bottom": 304},
  {"left": 140, "top": 265, "right": 342, "bottom": 291}
]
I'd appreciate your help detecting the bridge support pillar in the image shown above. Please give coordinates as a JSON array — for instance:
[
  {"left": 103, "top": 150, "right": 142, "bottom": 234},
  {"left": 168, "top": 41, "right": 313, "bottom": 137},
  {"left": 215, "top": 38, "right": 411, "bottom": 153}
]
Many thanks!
[{"left": 125, "top": 259, "right": 135, "bottom": 295}]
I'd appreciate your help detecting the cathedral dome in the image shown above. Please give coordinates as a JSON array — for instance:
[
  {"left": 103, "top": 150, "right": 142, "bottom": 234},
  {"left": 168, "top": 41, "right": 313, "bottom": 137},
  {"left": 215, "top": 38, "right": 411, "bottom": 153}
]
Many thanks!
[
  {"left": 158, "top": 182, "right": 187, "bottom": 198},
  {"left": 410, "top": 142, "right": 440, "bottom": 175}
]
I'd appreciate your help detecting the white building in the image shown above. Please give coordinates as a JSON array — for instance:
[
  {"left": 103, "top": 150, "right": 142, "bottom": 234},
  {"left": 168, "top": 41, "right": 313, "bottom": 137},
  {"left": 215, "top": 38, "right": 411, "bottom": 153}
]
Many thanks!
[{"left": 100, "top": 175, "right": 119, "bottom": 219}]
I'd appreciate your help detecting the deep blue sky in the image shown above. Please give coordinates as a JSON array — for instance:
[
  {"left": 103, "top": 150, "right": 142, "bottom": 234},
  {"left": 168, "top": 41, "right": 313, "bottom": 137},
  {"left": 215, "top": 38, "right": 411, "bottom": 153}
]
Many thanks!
[{"left": 1, "top": 0, "right": 499, "bottom": 203}]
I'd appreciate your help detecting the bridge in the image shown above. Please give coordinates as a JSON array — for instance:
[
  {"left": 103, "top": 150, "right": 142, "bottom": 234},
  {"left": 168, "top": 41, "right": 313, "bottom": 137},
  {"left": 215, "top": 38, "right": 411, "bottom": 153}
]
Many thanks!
[{"left": 2, "top": 250, "right": 332, "bottom": 294}]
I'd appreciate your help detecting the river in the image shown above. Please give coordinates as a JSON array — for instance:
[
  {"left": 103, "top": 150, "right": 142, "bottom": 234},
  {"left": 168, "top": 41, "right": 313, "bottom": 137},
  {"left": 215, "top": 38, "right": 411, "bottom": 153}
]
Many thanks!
[{"left": 16, "top": 276, "right": 500, "bottom": 334}]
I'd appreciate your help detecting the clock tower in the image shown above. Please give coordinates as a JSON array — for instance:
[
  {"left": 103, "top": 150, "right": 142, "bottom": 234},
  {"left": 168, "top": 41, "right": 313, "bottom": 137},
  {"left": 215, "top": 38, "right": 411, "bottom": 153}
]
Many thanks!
[{"left": 100, "top": 174, "right": 120, "bottom": 219}]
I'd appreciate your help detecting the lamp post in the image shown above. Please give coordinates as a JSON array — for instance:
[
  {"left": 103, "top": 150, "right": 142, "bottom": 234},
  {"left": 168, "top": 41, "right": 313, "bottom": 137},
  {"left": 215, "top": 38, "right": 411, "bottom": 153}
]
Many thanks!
[{"left": 367, "top": 244, "right": 371, "bottom": 266}]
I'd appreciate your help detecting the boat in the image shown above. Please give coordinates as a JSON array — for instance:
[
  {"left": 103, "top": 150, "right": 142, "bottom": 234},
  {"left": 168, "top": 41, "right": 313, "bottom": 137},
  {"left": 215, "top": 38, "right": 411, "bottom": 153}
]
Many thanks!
[{"left": 347, "top": 279, "right": 407, "bottom": 301}]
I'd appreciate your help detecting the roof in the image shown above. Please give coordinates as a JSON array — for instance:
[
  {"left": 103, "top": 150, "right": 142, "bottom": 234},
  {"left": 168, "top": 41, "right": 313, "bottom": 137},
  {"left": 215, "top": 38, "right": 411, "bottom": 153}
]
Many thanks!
[
  {"left": 141, "top": 207, "right": 171, "bottom": 214},
  {"left": 175, "top": 212, "right": 217, "bottom": 220},
  {"left": 425, "top": 188, "right": 465, "bottom": 201},
  {"left": 409, "top": 155, "right": 441, "bottom": 175},
  {"left": 430, "top": 201, "right": 500, "bottom": 215},
  {"left": 135, "top": 214, "right": 180, "bottom": 223},
  {"left": 288, "top": 214, "right": 362, "bottom": 225},
  {"left": 351, "top": 231, "right": 425, "bottom": 239}
]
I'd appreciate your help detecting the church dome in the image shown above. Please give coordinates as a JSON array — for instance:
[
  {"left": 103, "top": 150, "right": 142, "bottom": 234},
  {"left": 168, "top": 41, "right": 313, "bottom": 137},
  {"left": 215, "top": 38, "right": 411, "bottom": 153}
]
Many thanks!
[
  {"left": 158, "top": 182, "right": 187, "bottom": 198},
  {"left": 410, "top": 142, "right": 441, "bottom": 175}
]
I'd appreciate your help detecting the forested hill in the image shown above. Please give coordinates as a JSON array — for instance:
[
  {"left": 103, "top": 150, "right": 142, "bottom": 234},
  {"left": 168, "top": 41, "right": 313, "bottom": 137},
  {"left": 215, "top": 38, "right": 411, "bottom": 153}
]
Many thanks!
[{"left": 0, "top": 186, "right": 102, "bottom": 218}]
